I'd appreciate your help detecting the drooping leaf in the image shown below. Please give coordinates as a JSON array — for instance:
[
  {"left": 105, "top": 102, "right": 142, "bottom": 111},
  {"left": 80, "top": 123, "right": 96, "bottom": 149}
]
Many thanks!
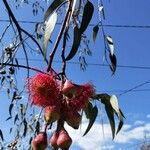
[
  {"left": 109, "top": 53, "right": 117, "bottom": 74},
  {"left": 65, "top": 26, "right": 81, "bottom": 61},
  {"left": 6, "top": 116, "right": 12, "bottom": 121},
  {"left": 35, "top": 121, "right": 40, "bottom": 134},
  {"left": 9, "top": 67, "right": 15, "bottom": 75},
  {"left": 14, "top": 114, "right": 19, "bottom": 124},
  {"left": 29, "top": 137, "right": 33, "bottom": 145},
  {"left": 106, "top": 36, "right": 117, "bottom": 74},
  {"left": 0, "top": 129, "right": 4, "bottom": 141},
  {"left": 44, "top": 0, "right": 66, "bottom": 21},
  {"left": 80, "top": 1, "right": 94, "bottom": 33},
  {"left": 93, "top": 25, "right": 99, "bottom": 43},
  {"left": 94, "top": 93, "right": 110, "bottom": 105},
  {"left": 83, "top": 102, "right": 98, "bottom": 136},
  {"left": 106, "top": 36, "right": 114, "bottom": 56},
  {"left": 110, "top": 95, "right": 119, "bottom": 114},
  {"left": 1, "top": 76, "right": 5, "bottom": 85},
  {"left": 43, "top": 11, "right": 58, "bottom": 57},
  {"left": 0, "top": 70, "right": 6, "bottom": 75},
  {"left": 116, "top": 119, "right": 123, "bottom": 134},
  {"left": 98, "top": 4, "right": 105, "bottom": 20},
  {"left": 119, "top": 108, "right": 125, "bottom": 118},
  {"left": 23, "top": 119, "right": 28, "bottom": 137},
  {"left": 7, "top": 88, "right": 10, "bottom": 99},
  {"left": 9, "top": 103, "right": 14, "bottom": 117},
  {"left": 105, "top": 105, "right": 115, "bottom": 139},
  {"left": 9, "top": 128, "right": 12, "bottom": 134},
  {"left": 12, "top": 91, "right": 17, "bottom": 102},
  {"left": 20, "top": 104, "right": 26, "bottom": 119}
]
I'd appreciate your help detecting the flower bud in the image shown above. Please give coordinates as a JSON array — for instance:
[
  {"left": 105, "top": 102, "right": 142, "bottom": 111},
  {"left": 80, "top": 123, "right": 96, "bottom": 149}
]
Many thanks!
[
  {"left": 44, "top": 105, "right": 60, "bottom": 124},
  {"left": 32, "top": 132, "right": 47, "bottom": 150},
  {"left": 50, "top": 131, "right": 59, "bottom": 149},
  {"left": 57, "top": 129, "right": 72, "bottom": 150}
]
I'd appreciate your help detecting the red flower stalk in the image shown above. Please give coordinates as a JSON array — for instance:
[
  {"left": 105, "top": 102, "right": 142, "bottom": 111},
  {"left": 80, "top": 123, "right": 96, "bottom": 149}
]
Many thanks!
[
  {"left": 28, "top": 73, "right": 60, "bottom": 107},
  {"left": 66, "top": 83, "right": 95, "bottom": 111}
]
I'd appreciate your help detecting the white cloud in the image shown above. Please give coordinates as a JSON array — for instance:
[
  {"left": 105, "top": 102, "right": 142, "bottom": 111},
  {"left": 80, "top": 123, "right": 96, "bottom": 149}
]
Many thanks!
[
  {"left": 64, "top": 117, "right": 150, "bottom": 150},
  {"left": 146, "top": 114, "right": 150, "bottom": 119},
  {"left": 134, "top": 120, "right": 145, "bottom": 126}
]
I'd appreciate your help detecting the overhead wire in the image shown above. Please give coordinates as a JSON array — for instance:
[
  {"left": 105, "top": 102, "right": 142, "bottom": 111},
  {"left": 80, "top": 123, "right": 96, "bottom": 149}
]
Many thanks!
[
  {"left": 1, "top": 19, "right": 150, "bottom": 29},
  {"left": 15, "top": 57, "right": 150, "bottom": 71}
]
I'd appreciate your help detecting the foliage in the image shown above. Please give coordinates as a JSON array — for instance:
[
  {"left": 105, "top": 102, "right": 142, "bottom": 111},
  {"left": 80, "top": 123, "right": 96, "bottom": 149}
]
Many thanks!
[{"left": 0, "top": 0, "right": 124, "bottom": 149}]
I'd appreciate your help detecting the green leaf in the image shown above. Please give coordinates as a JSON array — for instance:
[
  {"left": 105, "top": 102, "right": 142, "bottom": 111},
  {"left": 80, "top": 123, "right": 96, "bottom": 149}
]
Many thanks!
[
  {"left": 0, "top": 129, "right": 4, "bottom": 141},
  {"left": 109, "top": 53, "right": 117, "bottom": 74},
  {"left": 23, "top": 119, "right": 28, "bottom": 137},
  {"left": 65, "top": 26, "right": 81, "bottom": 61},
  {"left": 95, "top": 93, "right": 110, "bottom": 105},
  {"left": 20, "top": 104, "right": 26, "bottom": 120},
  {"left": 105, "top": 105, "right": 115, "bottom": 139},
  {"left": 106, "top": 36, "right": 117, "bottom": 74},
  {"left": 6, "top": 116, "right": 12, "bottom": 121},
  {"left": 83, "top": 102, "right": 98, "bottom": 136},
  {"left": 44, "top": 0, "right": 66, "bottom": 21},
  {"left": 43, "top": 11, "right": 58, "bottom": 57},
  {"left": 93, "top": 25, "right": 99, "bottom": 43},
  {"left": 116, "top": 119, "right": 123, "bottom": 134},
  {"left": 80, "top": 1, "right": 94, "bottom": 33},
  {"left": 14, "top": 114, "right": 19, "bottom": 124},
  {"left": 35, "top": 121, "right": 40, "bottom": 134},
  {"left": 110, "top": 95, "right": 119, "bottom": 114},
  {"left": 9, "top": 103, "right": 14, "bottom": 117}
]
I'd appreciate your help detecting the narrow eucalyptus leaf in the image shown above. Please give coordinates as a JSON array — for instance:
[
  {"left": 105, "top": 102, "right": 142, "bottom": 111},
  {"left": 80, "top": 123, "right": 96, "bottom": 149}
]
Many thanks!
[
  {"left": 23, "top": 119, "right": 28, "bottom": 137},
  {"left": 65, "top": 26, "right": 81, "bottom": 61},
  {"left": 0, "top": 129, "right": 4, "bottom": 141},
  {"left": 14, "top": 114, "right": 19, "bottom": 124},
  {"left": 6, "top": 116, "right": 12, "bottom": 121},
  {"left": 9, "top": 103, "right": 14, "bottom": 117},
  {"left": 83, "top": 104, "right": 98, "bottom": 136},
  {"left": 116, "top": 120, "right": 123, "bottom": 134},
  {"left": 43, "top": 11, "right": 57, "bottom": 57},
  {"left": 109, "top": 53, "right": 117, "bottom": 74},
  {"left": 105, "top": 105, "right": 115, "bottom": 139},
  {"left": 35, "top": 121, "right": 40, "bottom": 134},
  {"left": 93, "top": 25, "right": 99, "bottom": 43},
  {"left": 44, "top": 0, "right": 66, "bottom": 21},
  {"left": 80, "top": 1, "right": 94, "bottom": 33}
]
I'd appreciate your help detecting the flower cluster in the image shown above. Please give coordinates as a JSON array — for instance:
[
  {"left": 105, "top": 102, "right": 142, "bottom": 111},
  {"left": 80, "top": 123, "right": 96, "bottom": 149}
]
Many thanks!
[{"left": 27, "top": 73, "right": 95, "bottom": 150}]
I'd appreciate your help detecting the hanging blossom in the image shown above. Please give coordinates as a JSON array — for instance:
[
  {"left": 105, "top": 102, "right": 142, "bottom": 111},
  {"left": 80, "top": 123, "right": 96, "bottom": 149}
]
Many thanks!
[
  {"left": 27, "top": 73, "right": 60, "bottom": 107},
  {"left": 64, "top": 83, "right": 95, "bottom": 111}
]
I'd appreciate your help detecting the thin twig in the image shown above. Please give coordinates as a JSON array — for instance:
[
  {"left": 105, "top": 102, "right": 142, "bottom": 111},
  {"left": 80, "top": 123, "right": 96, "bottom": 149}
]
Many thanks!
[{"left": 47, "top": 0, "right": 73, "bottom": 72}]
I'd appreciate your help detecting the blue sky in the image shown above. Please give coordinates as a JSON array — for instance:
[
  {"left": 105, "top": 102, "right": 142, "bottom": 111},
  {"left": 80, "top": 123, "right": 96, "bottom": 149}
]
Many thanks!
[{"left": 1, "top": 0, "right": 150, "bottom": 149}]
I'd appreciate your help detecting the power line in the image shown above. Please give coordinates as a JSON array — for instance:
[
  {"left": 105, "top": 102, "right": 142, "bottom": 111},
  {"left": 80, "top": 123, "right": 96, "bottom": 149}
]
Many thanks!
[
  {"left": 16, "top": 58, "right": 150, "bottom": 71},
  {"left": 1, "top": 19, "right": 150, "bottom": 29}
]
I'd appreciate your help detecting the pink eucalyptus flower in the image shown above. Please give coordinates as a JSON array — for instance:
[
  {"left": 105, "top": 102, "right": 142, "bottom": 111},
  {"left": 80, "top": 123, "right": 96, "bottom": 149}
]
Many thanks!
[
  {"left": 66, "top": 83, "right": 95, "bottom": 111},
  {"left": 28, "top": 73, "right": 60, "bottom": 107}
]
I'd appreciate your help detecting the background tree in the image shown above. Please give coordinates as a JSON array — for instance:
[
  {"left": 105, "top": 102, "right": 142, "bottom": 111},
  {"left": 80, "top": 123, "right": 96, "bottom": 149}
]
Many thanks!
[{"left": 0, "top": 0, "right": 124, "bottom": 149}]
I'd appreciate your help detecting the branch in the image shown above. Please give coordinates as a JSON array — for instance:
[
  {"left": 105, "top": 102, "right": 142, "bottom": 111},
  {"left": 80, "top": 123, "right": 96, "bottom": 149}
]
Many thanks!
[
  {"left": 2, "top": 0, "right": 48, "bottom": 64},
  {"left": 47, "top": 0, "right": 73, "bottom": 72},
  {"left": 0, "top": 62, "right": 46, "bottom": 74}
]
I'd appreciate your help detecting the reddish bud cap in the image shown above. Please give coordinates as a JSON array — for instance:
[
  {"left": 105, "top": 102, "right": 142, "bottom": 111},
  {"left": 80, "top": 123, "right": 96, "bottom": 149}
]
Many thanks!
[
  {"left": 57, "top": 129, "right": 72, "bottom": 150},
  {"left": 32, "top": 132, "right": 47, "bottom": 150}
]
